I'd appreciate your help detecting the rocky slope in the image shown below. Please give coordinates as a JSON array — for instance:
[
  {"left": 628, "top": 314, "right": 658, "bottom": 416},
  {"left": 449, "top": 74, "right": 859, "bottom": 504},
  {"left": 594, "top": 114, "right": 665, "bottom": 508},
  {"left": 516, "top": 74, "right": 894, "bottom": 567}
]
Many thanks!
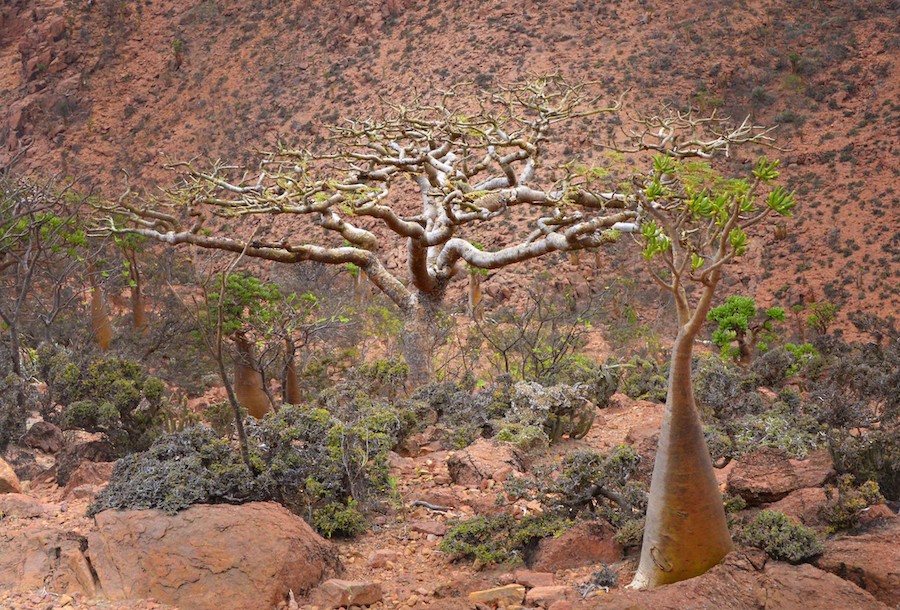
[{"left": 1, "top": 0, "right": 898, "bottom": 334}]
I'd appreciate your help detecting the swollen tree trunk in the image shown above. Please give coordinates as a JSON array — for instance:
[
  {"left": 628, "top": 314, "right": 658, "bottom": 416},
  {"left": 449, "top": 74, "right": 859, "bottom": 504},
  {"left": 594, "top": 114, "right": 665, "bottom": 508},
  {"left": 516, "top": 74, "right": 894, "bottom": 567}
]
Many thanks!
[
  {"left": 232, "top": 333, "right": 272, "bottom": 419},
  {"left": 282, "top": 337, "right": 303, "bottom": 405},
  {"left": 399, "top": 289, "right": 443, "bottom": 388},
  {"left": 467, "top": 271, "right": 483, "bottom": 322},
  {"left": 630, "top": 328, "right": 733, "bottom": 588},
  {"left": 125, "top": 248, "right": 147, "bottom": 331},
  {"left": 88, "top": 267, "right": 113, "bottom": 352}
]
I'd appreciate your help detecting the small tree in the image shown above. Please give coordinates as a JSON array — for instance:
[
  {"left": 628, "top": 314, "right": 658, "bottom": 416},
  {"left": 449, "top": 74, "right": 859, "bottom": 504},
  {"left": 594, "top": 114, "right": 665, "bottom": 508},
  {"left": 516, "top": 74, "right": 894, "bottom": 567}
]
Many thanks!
[
  {"left": 618, "top": 116, "right": 795, "bottom": 588},
  {"left": 708, "top": 295, "right": 785, "bottom": 365}
]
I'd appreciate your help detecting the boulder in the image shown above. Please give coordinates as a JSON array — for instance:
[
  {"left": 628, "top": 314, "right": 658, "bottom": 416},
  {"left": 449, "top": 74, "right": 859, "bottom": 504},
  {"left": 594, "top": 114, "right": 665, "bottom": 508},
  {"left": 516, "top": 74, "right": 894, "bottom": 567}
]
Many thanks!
[
  {"left": 727, "top": 447, "right": 799, "bottom": 504},
  {"left": 88, "top": 502, "right": 341, "bottom": 610},
  {"left": 815, "top": 519, "right": 900, "bottom": 605},
  {"left": 525, "top": 585, "right": 571, "bottom": 607},
  {"left": 729, "top": 448, "right": 836, "bottom": 507},
  {"left": 447, "top": 439, "right": 526, "bottom": 486},
  {"left": 1, "top": 443, "right": 56, "bottom": 481},
  {"left": 308, "top": 579, "right": 383, "bottom": 609},
  {"left": 765, "top": 487, "right": 829, "bottom": 526},
  {"left": 61, "top": 460, "right": 114, "bottom": 499},
  {"left": 0, "top": 457, "right": 22, "bottom": 494},
  {"left": 529, "top": 520, "right": 621, "bottom": 571},
  {"left": 0, "top": 526, "right": 97, "bottom": 597},
  {"left": 789, "top": 449, "right": 835, "bottom": 489},
  {"left": 0, "top": 493, "right": 52, "bottom": 518},
  {"left": 55, "top": 432, "right": 117, "bottom": 486},
  {"left": 588, "top": 552, "right": 887, "bottom": 609},
  {"left": 22, "top": 421, "right": 64, "bottom": 453}
]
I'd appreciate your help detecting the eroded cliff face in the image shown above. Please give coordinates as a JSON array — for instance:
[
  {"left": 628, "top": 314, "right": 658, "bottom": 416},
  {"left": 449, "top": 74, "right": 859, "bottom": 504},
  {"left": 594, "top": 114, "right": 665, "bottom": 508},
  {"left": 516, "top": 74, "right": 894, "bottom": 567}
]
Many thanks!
[{"left": 1, "top": 0, "right": 898, "bottom": 330}]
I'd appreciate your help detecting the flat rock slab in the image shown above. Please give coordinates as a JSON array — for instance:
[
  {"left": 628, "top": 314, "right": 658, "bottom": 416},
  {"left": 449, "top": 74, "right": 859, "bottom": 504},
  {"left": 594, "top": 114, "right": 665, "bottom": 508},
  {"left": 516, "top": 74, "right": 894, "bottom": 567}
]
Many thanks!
[
  {"left": 728, "top": 447, "right": 833, "bottom": 505},
  {"left": 815, "top": 519, "right": 900, "bottom": 605},
  {"left": 89, "top": 501, "right": 342, "bottom": 610},
  {"left": 0, "top": 493, "right": 55, "bottom": 518},
  {"left": 586, "top": 552, "right": 887, "bottom": 610},
  {"left": 0, "top": 526, "right": 97, "bottom": 597},
  {"left": 308, "top": 579, "right": 383, "bottom": 609},
  {"left": 468, "top": 584, "right": 526, "bottom": 606},
  {"left": 447, "top": 439, "right": 526, "bottom": 485}
]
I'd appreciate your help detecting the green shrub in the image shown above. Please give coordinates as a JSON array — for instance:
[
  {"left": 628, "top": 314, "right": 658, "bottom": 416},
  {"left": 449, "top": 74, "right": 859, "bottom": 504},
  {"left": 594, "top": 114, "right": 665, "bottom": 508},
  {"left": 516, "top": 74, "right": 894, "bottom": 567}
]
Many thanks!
[
  {"left": 313, "top": 500, "right": 367, "bottom": 538},
  {"left": 706, "top": 403, "right": 824, "bottom": 464},
  {"left": 820, "top": 475, "right": 885, "bottom": 532},
  {"left": 694, "top": 354, "right": 761, "bottom": 419},
  {"left": 550, "top": 356, "right": 620, "bottom": 408},
  {"left": 621, "top": 357, "right": 668, "bottom": 402},
  {"left": 201, "top": 400, "right": 247, "bottom": 437},
  {"left": 499, "top": 381, "right": 595, "bottom": 447},
  {"left": 89, "top": 426, "right": 257, "bottom": 516},
  {"left": 736, "top": 510, "right": 823, "bottom": 563},
  {"left": 440, "top": 513, "right": 571, "bottom": 565},
  {"left": 56, "top": 358, "right": 167, "bottom": 453},
  {"left": 0, "top": 373, "right": 29, "bottom": 451},
  {"left": 829, "top": 429, "right": 900, "bottom": 501}
]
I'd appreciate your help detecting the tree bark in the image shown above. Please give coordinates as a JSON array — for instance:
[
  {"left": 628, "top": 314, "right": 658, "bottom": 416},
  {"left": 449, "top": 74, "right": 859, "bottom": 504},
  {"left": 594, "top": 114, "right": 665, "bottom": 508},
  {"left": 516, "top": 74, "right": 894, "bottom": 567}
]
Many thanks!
[
  {"left": 467, "top": 271, "right": 483, "bottom": 322},
  {"left": 88, "top": 267, "right": 113, "bottom": 352},
  {"left": 399, "top": 290, "right": 443, "bottom": 387},
  {"left": 232, "top": 333, "right": 272, "bottom": 418},
  {"left": 629, "top": 329, "right": 733, "bottom": 588},
  {"left": 282, "top": 336, "right": 303, "bottom": 405}
]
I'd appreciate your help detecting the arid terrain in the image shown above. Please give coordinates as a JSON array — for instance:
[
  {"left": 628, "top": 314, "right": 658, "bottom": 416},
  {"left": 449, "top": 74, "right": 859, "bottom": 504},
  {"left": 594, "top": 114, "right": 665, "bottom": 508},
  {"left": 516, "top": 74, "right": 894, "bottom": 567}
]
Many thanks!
[{"left": 1, "top": 1, "right": 898, "bottom": 609}]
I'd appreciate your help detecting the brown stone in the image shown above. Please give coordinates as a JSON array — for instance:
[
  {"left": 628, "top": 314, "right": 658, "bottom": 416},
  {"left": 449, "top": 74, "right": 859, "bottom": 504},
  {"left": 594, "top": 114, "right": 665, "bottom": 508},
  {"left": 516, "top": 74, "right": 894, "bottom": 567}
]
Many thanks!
[
  {"left": 447, "top": 439, "right": 526, "bottom": 486},
  {"left": 588, "top": 552, "right": 887, "bottom": 609},
  {"left": 309, "top": 579, "right": 383, "bottom": 609},
  {"left": 366, "top": 549, "right": 400, "bottom": 569},
  {"left": 0, "top": 527, "right": 97, "bottom": 597},
  {"left": 61, "top": 461, "right": 114, "bottom": 499},
  {"left": 815, "top": 519, "right": 900, "bottom": 605},
  {"left": 525, "top": 585, "right": 571, "bottom": 607},
  {"left": 55, "top": 432, "right": 116, "bottom": 486},
  {"left": 790, "top": 449, "right": 835, "bottom": 489},
  {"left": 411, "top": 520, "right": 448, "bottom": 536},
  {"left": 0, "top": 493, "right": 52, "bottom": 518},
  {"left": 765, "top": 487, "right": 829, "bottom": 526},
  {"left": 46, "top": 16, "right": 66, "bottom": 41},
  {"left": 727, "top": 447, "right": 800, "bottom": 505},
  {"left": 88, "top": 502, "right": 341, "bottom": 610},
  {"left": 857, "top": 503, "right": 896, "bottom": 526},
  {"left": 514, "top": 569, "right": 555, "bottom": 588},
  {"left": 22, "top": 421, "right": 64, "bottom": 453},
  {"left": 468, "top": 584, "right": 526, "bottom": 606},
  {"left": 529, "top": 520, "right": 621, "bottom": 572},
  {"left": 0, "top": 457, "right": 22, "bottom": 494}
]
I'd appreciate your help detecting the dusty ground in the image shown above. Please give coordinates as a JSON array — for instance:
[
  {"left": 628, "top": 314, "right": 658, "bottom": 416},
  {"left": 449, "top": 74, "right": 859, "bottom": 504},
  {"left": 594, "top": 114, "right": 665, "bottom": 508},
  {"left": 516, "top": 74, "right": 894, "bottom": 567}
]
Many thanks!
[{"left": 0, "top": 395, "right": 662, "bottom": 610}]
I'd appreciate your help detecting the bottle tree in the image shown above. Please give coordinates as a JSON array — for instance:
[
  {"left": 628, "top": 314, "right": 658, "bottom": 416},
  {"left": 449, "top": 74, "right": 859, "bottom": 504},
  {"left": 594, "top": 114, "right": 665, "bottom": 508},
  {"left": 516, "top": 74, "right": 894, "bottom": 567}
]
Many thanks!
[{"left": 620, "top": 115, "right": 796, "bottom": 588}]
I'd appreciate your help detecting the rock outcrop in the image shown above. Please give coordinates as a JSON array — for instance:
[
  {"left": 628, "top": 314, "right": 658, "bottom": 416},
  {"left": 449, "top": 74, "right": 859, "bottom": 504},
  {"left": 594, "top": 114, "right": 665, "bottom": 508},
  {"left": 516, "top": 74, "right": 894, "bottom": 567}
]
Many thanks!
[
  {"left": 587, "top": 551, "right": 887, "bottom": 609},
  {"left": 815, "top": 519, "right": 900, "bottom": 605},
  {"left": 88, "top": 501, "right": 342, "bottom": 610},
  {"left": 447, "top": 439, "right": 526, "bottom": 486}
]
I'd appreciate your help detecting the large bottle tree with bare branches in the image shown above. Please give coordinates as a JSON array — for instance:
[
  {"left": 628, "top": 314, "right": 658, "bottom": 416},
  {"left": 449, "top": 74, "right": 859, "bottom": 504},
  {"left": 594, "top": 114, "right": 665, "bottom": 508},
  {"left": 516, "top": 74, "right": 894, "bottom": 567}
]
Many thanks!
[{"left": 100, "top": 78, "right": 640, "bottom": 384}]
